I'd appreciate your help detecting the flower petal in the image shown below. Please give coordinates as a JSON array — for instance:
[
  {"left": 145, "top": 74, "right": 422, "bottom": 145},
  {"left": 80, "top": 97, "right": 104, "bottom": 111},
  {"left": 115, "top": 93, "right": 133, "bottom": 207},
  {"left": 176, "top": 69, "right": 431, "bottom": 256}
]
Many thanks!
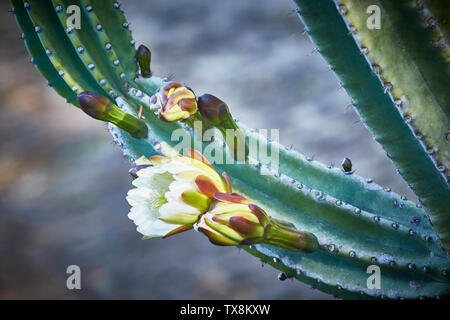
[
  {"left": 213, "top": 192, "right": 250, "bottom": 204},
  {"left": 195, "top": 175, "right": 220, "bottom": 197},
  {"left": 181, "top": 190, "right": 211, "bottom": 212},
  {"left": 186, "top": 149, "right": 213, "bottom": 168},
  {"left": 137, "top": 219, "right": 183, "bottom": 238}
]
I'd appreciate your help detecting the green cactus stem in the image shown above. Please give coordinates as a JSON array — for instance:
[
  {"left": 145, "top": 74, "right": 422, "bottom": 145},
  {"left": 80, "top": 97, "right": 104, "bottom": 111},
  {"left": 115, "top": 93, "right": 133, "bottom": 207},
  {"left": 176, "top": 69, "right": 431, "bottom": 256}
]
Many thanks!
[
  {"left": 11, "top": 0, "right": 450, "bottom": 299},
  {"left": 293, "top": 0, "right": 450, "bottom": 252},
  {"left": 108, "top": 90, "right": 450, "bottom": 299}
]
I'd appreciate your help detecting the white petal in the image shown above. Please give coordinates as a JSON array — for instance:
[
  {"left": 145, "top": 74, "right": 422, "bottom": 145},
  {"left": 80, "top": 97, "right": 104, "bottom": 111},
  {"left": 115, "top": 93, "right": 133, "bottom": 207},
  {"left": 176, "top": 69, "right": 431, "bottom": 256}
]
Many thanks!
[
  {"left": 165, "top": 180, "right": 196, "bottom": 203},
  {"left": 128, "top": 205, "right": 155, "bottom": 224},
  {"left": 126, "top": 187, "right": 153, "bottom": 206},
  {"left": 161, "top": 160, "right": 201, "bottom": 175},
  {"left": 160, "top": 200, "right": 199, "bottom": 216},
  {"left": 136, "top": 165, "right": 166, "bottom": 177},
  {"left": 137, "top": 219, "right": 182, "bottom": 238}
]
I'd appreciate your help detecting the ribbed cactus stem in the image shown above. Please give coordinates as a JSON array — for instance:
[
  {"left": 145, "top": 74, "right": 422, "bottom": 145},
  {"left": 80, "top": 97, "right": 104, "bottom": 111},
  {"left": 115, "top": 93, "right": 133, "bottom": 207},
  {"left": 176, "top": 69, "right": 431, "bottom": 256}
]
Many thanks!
[
  {"left": 293, "top": 0, "right": 450, "bottom": 252},
  {"left": 12, "top": 0, "right": 450, "bottom": 299}
]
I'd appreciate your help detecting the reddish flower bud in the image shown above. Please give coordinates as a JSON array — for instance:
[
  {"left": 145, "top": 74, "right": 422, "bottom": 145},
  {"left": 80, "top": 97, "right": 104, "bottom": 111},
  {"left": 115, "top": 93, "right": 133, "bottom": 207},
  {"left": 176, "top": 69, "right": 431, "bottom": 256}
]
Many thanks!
[
  {"left": 77, "top": 91, "right": 148, "bottom": 139},
  {"left": 197, "top": 94, "right": 234, "bottom": 127},
  {"left": 196, "top": 193, "right": 319, "bottom": 253},
  {"left": 151, "top": 82, "right": 198, "bottom": 122},
  {"left": 197, "top": 93, "right": 248, "bottom": 161}
]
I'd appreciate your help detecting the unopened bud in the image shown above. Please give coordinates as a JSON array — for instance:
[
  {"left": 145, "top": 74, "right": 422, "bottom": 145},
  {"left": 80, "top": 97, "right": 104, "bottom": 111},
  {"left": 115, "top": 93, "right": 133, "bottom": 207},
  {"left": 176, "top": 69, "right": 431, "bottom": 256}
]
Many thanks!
[
  {"left": 136, "top": 44, "right": 152, "bottom": 78},
  {"left": 342, "top": 157, "right": 352, "bottom": 173},
  {"left": 196, "top": 193, "right": 319, "bottom": 253},
  {"left": 77, "top": 91, "right": 148, "bottom": 139},
  {"left": 197, "top": 93, "right": 248, "bottom": 161},
  {"left": 197, "top": 94, "right": 234, "bottom": 128},
  {"left": 150, "top": 82, "right": 198, "bottom": 122}
]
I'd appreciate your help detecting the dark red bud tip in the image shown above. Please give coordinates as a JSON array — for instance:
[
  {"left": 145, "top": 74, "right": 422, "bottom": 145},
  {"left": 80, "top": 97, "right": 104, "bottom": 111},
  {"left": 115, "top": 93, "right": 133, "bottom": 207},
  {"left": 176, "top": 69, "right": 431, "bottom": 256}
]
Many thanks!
[
  {"left": 77, "top": 91, "right": 111, "bottom": 120},
  {"left": 137, "top": 45, "right": 151, "bottom": 58},
  {"left": 342, "top": 157, "right": 352, "bottom": 172},
  {"left": 197, "top": 93, "right": 230, "bottom": 126},
  {"left": 136, "top": 44, "right": 152, "bottom": 78}
]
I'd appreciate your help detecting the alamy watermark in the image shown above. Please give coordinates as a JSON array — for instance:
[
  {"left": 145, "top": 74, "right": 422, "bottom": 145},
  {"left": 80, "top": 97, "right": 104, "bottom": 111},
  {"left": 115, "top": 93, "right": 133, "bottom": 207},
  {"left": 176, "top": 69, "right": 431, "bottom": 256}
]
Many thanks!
[
  {"left": 366, "top": 265, "right": 381, "bottom": 289},
  {"left": 366, "top": 5, "right": 381, "bottom": 30},
  {"left": 66, "top": 265, "right": 81, "bottom": 290},
  {"left": 170, "top": 121, "right": 280, "bottom": 175},
  {"left": 66, "top": 5, "right": 81, "bottom": 30}
]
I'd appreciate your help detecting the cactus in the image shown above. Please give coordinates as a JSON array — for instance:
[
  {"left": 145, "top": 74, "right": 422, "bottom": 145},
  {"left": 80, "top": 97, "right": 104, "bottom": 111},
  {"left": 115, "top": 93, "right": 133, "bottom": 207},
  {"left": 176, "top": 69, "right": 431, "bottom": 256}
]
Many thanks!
[{"left": 11, "top": 0, "right": 449, "bottom": 299}]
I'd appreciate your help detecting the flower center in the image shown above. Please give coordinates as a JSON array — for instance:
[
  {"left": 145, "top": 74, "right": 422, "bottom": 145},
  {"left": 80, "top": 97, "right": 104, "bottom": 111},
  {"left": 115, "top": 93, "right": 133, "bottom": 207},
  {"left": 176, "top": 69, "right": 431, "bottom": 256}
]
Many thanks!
[{"left": 149, "top": 192, "right": 167, "bottom": 209}]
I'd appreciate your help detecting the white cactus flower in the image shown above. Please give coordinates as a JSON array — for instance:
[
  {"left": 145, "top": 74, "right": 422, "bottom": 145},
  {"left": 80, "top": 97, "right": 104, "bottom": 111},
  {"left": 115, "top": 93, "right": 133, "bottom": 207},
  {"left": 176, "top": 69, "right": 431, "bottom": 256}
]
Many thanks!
[{"left": 126, "top": 149, "right": 231, "bottom": 239}]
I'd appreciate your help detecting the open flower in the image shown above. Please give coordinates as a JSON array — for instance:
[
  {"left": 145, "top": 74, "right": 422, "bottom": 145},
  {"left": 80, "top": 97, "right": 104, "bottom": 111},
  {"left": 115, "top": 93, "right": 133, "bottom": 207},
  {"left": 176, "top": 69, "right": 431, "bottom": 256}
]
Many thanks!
[
  {"left": 150, "top": 82, "right": 198, "bottom": 122},
  {"left": 196, "top": 193, "right": 319, "bottom": 253},
  {"left": 126, "top": 149, "right": 231, "bottom": 238}
]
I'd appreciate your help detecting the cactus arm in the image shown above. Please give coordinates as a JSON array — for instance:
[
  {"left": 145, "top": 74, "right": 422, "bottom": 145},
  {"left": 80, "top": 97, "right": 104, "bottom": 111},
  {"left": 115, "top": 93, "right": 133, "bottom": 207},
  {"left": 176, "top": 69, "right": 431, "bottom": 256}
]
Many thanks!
[
  {"left": 51, "top": 0, "right": 127, "bottom": 98},
  {"left": 293, "top": 0, "right": 450, "bottom": 251},
  {"left": 11, "top": 0, "right": 78, "bottom": 106},
  {"left": 23, "top": 0, "right": 110, "bottom": 99},
  {"left": 244, "top": 243, "right": 449, "bottom": 300},
  {"left": 110, "top": 102, "right": 450, "bottom": 298},
  {"left": 12, "top": 0, "right": 449, "bottom": 299},
  {"left": 111, "top": 87, "right": 449, "bottom": 299},
  {"left": 419, "top": 0, "right": 450, "bottom": 62},
  {"left": 342, "top": 0, "right": 449, "bottom": 168},
  {"left": 423, "top": 0, "right": 450, "bottom": 46},
  {"left": 13, "top": 0, "right": 140, "bottom": 104},
  {"left": 89, "top": 0, "right": 138, "bottom": 85},
  {"left": 244, "top": 124, "right": 433, "bottom": 235},
  {"left": 228, "top": 164, "right": 448, "bottom": 275},
  {"left": 242, "top": 246, "right": 372, "bottom": 300}
]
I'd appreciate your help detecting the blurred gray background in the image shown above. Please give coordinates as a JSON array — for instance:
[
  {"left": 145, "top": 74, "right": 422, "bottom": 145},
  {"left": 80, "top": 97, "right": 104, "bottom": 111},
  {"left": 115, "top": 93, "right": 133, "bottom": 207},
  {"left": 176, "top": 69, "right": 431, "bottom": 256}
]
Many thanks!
[{"left": 0, "top": 0, "right": 416, "bottom": 299}]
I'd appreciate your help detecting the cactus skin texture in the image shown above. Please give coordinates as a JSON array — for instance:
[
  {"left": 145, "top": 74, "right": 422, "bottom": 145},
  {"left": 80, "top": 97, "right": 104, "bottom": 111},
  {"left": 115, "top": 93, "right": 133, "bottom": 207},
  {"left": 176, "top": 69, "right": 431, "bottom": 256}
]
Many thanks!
[
  {"left": 294, "top": 0, "right": 450, "bottom": 252},
  {"left": 12, "top": 0, "right": 450, "bottom": 299}
]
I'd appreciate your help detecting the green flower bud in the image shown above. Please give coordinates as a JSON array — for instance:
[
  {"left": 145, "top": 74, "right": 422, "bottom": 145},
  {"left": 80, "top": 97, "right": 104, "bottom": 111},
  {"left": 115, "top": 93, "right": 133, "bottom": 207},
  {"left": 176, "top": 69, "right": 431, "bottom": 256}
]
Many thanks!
[
  {"left": 77, "top": 91, "right": 148, "bottom": 139},
  {"left": 196, "top": 193, "right": 319, "bottom": 253},
  {"left": 136, "top": 44, "right": 152, "bottom": 78}
]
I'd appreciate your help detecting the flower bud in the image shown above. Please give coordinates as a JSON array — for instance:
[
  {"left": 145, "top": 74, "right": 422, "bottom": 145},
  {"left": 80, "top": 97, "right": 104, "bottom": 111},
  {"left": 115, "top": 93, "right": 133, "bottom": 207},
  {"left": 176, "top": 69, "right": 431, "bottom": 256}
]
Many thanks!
[
  {"left": 196, "top": 193, "right": 319, "bottom": 253},
  {"left": 341, "top": 157, "right": 353, "bottom": 174},
  {"left": 150, "top": 82, "right": 198, "bottom": 122},
  {"left": 197, "top": 94, "right": 235, "bottom": 128},
  {"left": 197, "top": 93, "right": 248, "bottom": 161},
  {"left": 77, "top": 91, "right": 148, "bottom": 139},
  {"left": 136, "top": 44, "right": 152, "bottom": 78}
]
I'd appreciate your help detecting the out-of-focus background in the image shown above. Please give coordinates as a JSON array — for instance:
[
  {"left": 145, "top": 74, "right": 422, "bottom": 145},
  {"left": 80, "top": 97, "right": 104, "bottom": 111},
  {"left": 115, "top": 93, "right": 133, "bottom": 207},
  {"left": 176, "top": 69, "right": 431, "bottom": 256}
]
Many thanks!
[{"left": 0, "top": 0, "right": 416, "bottom": 299}]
